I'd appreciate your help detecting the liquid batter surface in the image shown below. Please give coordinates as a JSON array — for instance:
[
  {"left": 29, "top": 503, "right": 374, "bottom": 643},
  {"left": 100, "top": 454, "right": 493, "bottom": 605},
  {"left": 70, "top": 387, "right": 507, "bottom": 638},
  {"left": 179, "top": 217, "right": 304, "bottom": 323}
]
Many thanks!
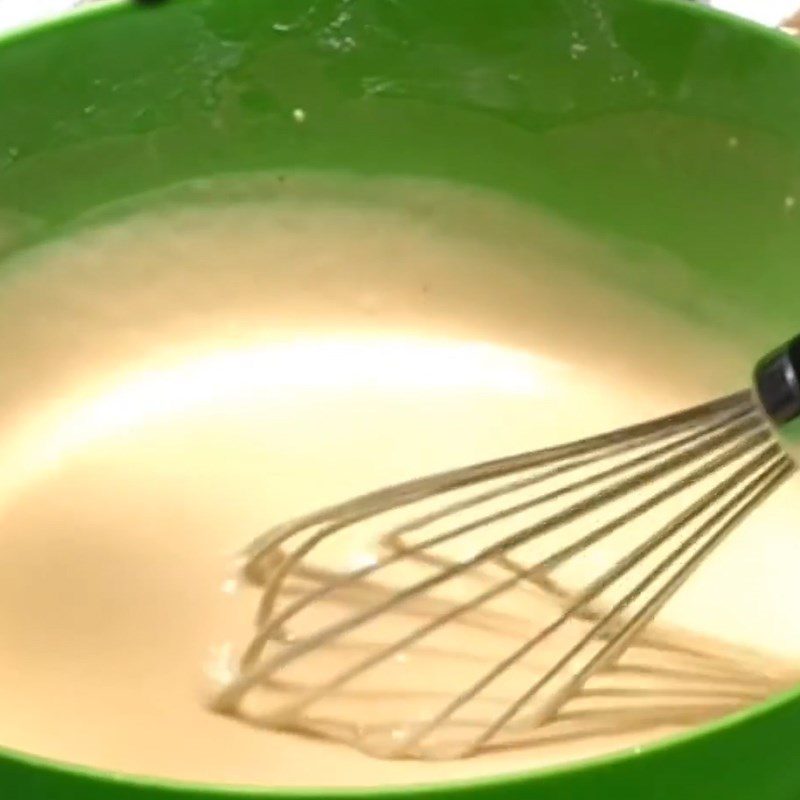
[{"left": 0, "top": 176, "right": 797, "bottom": 787}]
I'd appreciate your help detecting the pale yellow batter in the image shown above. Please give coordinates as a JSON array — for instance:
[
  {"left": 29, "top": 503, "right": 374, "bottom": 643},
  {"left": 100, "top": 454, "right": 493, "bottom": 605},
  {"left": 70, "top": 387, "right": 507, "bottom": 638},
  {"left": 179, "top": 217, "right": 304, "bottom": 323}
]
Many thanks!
[{"left": 0, "top": 176, "right": 797, "bottom": 787}]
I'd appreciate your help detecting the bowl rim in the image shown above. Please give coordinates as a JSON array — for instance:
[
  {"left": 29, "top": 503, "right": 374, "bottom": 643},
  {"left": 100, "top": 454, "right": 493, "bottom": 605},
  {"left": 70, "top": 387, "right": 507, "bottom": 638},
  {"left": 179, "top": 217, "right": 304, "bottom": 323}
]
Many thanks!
[
  {"left": 0, "top": 680, "right": 798, "bottom": 796},
  {"left": 0, "top": 0, "right": 799, "bottom": 795}
]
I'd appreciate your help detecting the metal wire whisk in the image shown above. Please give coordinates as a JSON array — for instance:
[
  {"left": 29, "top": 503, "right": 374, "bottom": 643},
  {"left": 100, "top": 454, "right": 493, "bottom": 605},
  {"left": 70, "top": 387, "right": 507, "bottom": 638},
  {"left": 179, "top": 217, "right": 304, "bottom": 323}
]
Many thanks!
[{"left": 210, "top": 335, "right": 800, "bottom": 759}]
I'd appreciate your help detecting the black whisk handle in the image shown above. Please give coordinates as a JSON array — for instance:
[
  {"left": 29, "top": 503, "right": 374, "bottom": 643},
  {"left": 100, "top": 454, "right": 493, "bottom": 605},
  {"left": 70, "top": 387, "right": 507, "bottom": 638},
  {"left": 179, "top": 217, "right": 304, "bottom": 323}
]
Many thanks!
[{"left": 754, "top": 334, "right": 800, "bottom": 425}]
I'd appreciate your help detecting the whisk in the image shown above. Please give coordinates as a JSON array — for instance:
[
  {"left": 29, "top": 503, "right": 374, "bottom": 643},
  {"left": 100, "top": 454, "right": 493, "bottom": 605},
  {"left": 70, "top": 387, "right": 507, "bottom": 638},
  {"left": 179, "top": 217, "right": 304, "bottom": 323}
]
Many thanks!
[{"left": 211, "top": 334, "right": 800, "bottom": 759}]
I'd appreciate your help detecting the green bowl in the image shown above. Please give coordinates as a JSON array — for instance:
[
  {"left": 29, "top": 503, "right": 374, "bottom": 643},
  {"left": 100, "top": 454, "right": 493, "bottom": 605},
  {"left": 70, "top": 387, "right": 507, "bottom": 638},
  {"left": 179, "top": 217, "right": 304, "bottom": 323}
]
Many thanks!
[{"left": 1, "top": 0, "right": 800, "bottom": 797}]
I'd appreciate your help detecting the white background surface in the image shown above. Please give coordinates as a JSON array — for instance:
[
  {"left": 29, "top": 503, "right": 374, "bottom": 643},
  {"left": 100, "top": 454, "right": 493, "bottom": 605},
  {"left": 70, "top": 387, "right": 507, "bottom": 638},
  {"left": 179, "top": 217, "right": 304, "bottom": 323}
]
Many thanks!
[
  {"left": 0, "top": 0, "right": 79, "bottom": 32},
  {"left": 713, "top": 0, "right": 798, "bottom": 25}
]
